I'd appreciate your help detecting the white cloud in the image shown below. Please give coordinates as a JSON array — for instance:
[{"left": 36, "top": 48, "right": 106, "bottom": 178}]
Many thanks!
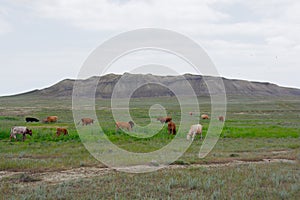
[
  {"left": 266, "top": 36, "right": 296, "bottom": 47},
  {"left": 20, "top": 0, "right": 299, "bottom": 45},
  {"left": 26, "top": 0, "right": 230, "bottom": 31},
  {"left": 0, "top": 6, "right": 12, "bottom": 34}
]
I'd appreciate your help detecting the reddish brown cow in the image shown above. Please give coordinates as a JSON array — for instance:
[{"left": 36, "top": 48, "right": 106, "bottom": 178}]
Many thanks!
[
  {"left": 78, "top": 118, "right": 94, "bottom": 126},
  {"left": 157, "top": 117, "right": 172, "bottom": 124},
  {"left": 218, "top": 116, "right": 225, "bottom": 122},
  {"left": 56, "top": 128, "right": 68, "bottom": 136},
  {"left": 167, "top": 121, "right": 176, "bottom": 135},
  {"left": 43, "top": 116, "right": 58, "bottom": 123},
  {"left": 201, "top": 114, "right": 209, "bottom": 120},
  {"left": 116, "top": 121, "right": 134, "bottom": 131}
]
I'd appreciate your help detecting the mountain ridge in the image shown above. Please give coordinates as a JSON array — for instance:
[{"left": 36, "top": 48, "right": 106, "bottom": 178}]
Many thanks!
[{"left": 4, "top": 73, "right": 300, "bottom": 98}]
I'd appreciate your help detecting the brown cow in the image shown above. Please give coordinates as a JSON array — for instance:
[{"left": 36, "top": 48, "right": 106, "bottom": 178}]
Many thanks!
[
  {"left": 78, "top": 118, "right": 94, "bottom": 126},
  {"left": 167, "top": 121, "right": 176, "bottom": 135},
  {"left": 218, "top": 116, "right": 225, "bottom": 122},
  {"left": 116, "top": 121, "right": 134, "bottom": 131},
  {"left": 201, "top": 114, "right": 209, "bottom": 120},
  {"left": 43, "top": 116, "right": 58, "bottom": 123},
  {"left": 56, "top": 128, "right": 68, "bottom": 136},
  {"left": 157, "top": 116, "right": 172, "bottom": 124}
]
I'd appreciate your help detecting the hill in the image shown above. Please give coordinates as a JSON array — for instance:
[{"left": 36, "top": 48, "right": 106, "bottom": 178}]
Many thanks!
[{"left": 7, "top": 73, "right": 300, "bottom": 98}]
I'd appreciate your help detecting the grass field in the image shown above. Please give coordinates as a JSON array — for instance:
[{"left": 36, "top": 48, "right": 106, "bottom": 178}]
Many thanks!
[{"left": 0, "top": 95, "right": 299, "bottom": 199}]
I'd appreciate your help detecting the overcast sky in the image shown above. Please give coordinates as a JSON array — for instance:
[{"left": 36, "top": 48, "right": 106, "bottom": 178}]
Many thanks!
[{"left": 0, "top": 0, "right": 300, "bottom": 96}]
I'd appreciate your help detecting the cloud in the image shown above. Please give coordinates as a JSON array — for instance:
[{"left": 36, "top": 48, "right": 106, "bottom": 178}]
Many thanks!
[
  {"left": 17, "top": 0, "right": 299, "bottom": 45},
  {"left": 0, "top": 5, "right": 12, "bottom": 34},
  {"left": 26, "top": 0, "right": 230, "bottom": 31}
]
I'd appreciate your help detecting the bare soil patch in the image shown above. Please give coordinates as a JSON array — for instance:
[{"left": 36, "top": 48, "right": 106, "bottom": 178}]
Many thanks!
[{"left": 1, "top": 158, "right": 297, "bottom": 186}]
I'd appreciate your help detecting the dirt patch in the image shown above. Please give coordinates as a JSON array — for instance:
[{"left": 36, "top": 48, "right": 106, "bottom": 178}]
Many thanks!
[
  {"left": 37, "top": 167, "right": 110, "bottom": 184},
  {"left": 270, "top": 150, "right": 291, "bottom": 154},
  {"left": 0, "top": 171, "right": 23, "bottom": 180},
  {"left": 0, "top": 158, "right": 297, "bottom": 185}
]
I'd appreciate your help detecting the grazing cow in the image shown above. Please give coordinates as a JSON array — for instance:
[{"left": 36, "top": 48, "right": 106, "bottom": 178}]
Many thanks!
[
  {"left": 43, "top": 116, "right": 58, "bottom": 123},
  {"left": 10, "top": 126, "right": 32, "bottom": 141},
  {"left": 189, "top": 112, "right": 193, "bottom": 116},
  {"left": 218, "top": 116, "right": 225, "bottom": 122},
  {"left": 157, "top": 117, "right": 172, "bottom": 124},
  {"left": 201, "top": 114, "right": 209, "bottom": 120},
  {"left": 187, "top": 124, "right": 203, "bottom": 141},
  {"left": 56, "top": 128, "right": 68, "bottom": 136},
  {"left": 167, "top": 121, "right": 176, "bottom": 135},
  {"left": 78, "top": 118, "right": 94, "bottom": 126},
  {"left": 25, "top": 117, "right": 39, "bottom": 122},
  {"left": 116, "top": 121, "right": 134, "bottom": 131}
]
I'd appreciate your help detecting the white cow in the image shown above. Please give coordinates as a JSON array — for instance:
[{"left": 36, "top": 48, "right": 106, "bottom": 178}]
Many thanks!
[
  {"left": 187, "top": 124, "right": 203, "bottom": 141},
  {"left": 10, "top": 126, "right": 32, "bottom": 141}
]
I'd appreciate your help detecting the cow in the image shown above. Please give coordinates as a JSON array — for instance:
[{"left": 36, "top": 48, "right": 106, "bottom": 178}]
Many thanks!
[
  {"left": 10, "top": 126, "right": 32, "bottom": 141},
  {"left": 116, "top": 121, "right": 134, "bottom": 132},
  {"left": 187, "top": 124, "right": 203, "bottom": 141},
  {"left": 157, "top": 116, "right": 172, "bottom": 124},
  {"left": 25, "top": 117, "right": 39, "bottom": 122},
  {"left": 167, "top": 121, "right": 176, "bottom": 135},
  {"left": 42, "top": 116, "right": 58, "bottom": 123},
  {"left": 189, "top": 112, "right": 193, "bottom": 116},
  {"left": 201, "top": 114, "right": 209, "bottom": 120},
  {"left": 218, "top": 116, "right": 225, "bottom": 122},
  {"left": 77, "top": 118, "right": 94, "bottom": 126},
  {"left": 56, "top": 128, "right": 68, "bottom": 137}
]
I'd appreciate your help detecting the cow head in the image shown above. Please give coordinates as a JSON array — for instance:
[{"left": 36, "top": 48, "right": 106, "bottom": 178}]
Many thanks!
[
  {"left": 128, "top": 121, "right": 134, "bottom": 128},
  {"left": 26, "top": 129, "right": 32, "bottom": 136}
]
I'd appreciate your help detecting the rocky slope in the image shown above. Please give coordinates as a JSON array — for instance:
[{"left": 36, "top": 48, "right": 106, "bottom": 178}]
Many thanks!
[{"left": 10, "top": 73, "right": 300, "bottom": 98}]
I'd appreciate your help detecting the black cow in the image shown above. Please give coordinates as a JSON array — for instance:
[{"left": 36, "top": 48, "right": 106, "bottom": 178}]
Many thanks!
[{"left": 25, "top": 117, "right": 39, "bottom": 122}]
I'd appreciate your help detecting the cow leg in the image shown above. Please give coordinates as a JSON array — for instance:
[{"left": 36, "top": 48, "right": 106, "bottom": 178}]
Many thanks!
[{"left": 192, "top": 132, "right": 196, "bottom": 141}]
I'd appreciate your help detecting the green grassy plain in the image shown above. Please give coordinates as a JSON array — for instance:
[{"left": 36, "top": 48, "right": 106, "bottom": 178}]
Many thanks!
[{"left": 0, "top": 95, "right": 299, "bottom": 199}]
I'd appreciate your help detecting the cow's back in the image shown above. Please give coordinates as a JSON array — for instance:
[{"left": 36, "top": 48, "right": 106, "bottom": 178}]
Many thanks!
[
  {"left": 11, "top": 126, "right": 27, "bottom": 134},
  {"left": 82, "top": 118, "right": 93, "bottom": 125},
  {"left": 47, "top": 116, "right": 58, "bottom": 122}
]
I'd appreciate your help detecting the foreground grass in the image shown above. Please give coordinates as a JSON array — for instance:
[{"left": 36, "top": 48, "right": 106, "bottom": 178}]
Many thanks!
[
  {"left": 1, "top": 162, "right": 299, "bottom": 199},
  {"left": 0, "top": 138, "right": 299, "bottom": 172}
]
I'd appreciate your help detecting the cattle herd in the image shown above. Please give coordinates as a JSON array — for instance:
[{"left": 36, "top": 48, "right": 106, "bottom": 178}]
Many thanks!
[
  {"left": 10, "top": 116, "right": 94, "bottom": 141},
  {"left": 10, "top": 114, "right": 225, "bottom": 142}
]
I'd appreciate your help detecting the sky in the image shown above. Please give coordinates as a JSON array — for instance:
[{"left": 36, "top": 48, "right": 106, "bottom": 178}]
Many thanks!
[{"left": 0, "top": 0, "right": 300, "bottom": 96}]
